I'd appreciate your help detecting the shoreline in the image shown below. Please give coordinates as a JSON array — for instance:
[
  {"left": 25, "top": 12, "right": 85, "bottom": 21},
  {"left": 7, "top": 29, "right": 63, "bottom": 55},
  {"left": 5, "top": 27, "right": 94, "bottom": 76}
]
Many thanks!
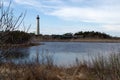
[
  {"left": 0, "top": 42, "right": 41, "bottom": 49},
  {"left": 41, "top": 39, "right": 120, "bottom": 43},
  {"left": 1, "top": 38, "right": 120, "bottom": 49}
]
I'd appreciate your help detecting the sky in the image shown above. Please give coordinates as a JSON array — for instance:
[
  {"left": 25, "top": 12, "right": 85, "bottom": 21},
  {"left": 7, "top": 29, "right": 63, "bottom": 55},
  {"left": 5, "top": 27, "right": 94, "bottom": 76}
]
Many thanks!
[{"left": 2, "top": 0, "right": 120, "bottom": 36}]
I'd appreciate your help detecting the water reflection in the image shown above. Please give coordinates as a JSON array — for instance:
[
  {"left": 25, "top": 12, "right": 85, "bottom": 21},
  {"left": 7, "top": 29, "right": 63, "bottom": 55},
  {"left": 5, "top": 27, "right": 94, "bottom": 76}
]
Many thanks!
[
  {"left": 0, "top": 48, "right": 29, "bottom": 61},
  {"left": 28, "top": 42, "right": 120, "bottom": 66},
  {"left": 1, "top": 42, "right": 120, "bottom": 66}
]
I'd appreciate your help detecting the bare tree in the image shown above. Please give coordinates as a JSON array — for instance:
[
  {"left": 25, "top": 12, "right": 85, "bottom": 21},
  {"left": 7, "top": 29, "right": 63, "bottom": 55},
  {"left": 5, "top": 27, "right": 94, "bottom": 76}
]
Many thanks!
[
  {"left": 0, "top": 1, "right": 27, "bottom": 61},
  {"left": 0, "top": 1, "right": 26, "bottom": 44}
]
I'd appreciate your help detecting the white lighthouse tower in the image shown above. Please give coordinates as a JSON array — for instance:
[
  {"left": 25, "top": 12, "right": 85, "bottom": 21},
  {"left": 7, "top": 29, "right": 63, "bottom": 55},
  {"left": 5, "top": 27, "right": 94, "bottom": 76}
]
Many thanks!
[{"left": 36, "top": 15, "right": 40, "bottom": 35}]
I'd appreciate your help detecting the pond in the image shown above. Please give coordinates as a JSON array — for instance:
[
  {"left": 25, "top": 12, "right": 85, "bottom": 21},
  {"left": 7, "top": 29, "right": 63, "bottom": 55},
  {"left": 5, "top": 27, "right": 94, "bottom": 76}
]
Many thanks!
[{"left": 1, "top": 42, "right": 120, "bottom": 66}]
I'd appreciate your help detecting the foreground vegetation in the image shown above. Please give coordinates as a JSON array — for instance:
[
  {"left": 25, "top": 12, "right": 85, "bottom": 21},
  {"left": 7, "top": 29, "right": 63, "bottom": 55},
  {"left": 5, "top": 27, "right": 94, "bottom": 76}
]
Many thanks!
[
  {"left": 0, "top": 31, "right": 33, "bottom": 44},
  {"left": 0, "top": 1, "right": 36, "bottom": 48},
  {"left": 0, "top": 51, "right": 120, "bottom": 80}
]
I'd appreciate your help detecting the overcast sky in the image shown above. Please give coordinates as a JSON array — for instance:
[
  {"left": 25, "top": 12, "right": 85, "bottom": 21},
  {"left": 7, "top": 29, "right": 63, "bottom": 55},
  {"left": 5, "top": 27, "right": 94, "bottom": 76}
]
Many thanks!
[{"left": 3, "top": 0, "right": 120, "bottom": 36}]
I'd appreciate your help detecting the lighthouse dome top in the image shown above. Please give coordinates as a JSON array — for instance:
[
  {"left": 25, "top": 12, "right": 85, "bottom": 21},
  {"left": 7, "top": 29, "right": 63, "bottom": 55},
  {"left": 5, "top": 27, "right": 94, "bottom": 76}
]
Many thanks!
[{"left": 37, "top": 15, "right": 39, "bottom": 19}]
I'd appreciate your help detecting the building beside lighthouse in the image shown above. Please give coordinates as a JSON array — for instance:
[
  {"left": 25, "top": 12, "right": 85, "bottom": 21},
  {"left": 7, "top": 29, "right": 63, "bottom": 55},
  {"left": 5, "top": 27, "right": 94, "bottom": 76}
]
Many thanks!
[{"left": 36, "top": 15, "right": 40, "bottom": 35}]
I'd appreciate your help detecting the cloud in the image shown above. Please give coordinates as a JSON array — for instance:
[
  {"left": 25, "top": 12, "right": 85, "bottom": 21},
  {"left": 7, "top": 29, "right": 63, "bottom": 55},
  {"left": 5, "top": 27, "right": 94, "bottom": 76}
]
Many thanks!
[
  {"left": 49, "top": 7, "right": 120, "bottom": 24},
  {"left": 13, "top": 0, "right": 120, "bottom": 23},
  {"left": 102, "top": 24, "right": 120, "bottom": 32},
  {"left": 99, "top": 24, "right": 120, "bottom": 36},
  {"left": 14, "top": 0, "right": 42, "bottom": 8},
  {"left": 13, "top": 0, "right": 63, "bottom": 13},
  {"left": 70, "top": 0, "right": 84, "bottom": 2},
  {"left": 15, "top": 0, "right": 119, "bottom": 24}
]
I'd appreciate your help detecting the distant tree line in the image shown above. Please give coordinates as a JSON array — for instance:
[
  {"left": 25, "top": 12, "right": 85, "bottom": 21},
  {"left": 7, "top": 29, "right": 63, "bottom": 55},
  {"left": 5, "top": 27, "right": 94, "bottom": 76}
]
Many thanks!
[
  {"left": 0, "top": 31, "right": 33, "bottom": 44},
  {"left": 51, "top": 31, "right": 112, "bottom": 39},
  {"left": 74, "top": 31, "right": 111, "bottom": 39}
]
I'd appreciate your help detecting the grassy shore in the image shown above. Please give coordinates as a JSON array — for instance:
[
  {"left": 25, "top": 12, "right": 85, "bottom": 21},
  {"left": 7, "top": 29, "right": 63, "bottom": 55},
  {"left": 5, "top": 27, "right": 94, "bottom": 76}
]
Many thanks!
[
  {"left": 0, "top": 51, "right": 120, "bottom": 80},
  {"left": 40, "top": 38, "right": 120, "bottom": 43}
]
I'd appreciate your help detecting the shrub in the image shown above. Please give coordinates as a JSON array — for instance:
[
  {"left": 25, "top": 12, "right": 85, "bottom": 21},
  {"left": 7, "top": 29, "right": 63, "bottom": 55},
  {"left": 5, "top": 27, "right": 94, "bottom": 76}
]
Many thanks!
[{"left": 0, "top": 31, "right": 32, "bottom": 44}]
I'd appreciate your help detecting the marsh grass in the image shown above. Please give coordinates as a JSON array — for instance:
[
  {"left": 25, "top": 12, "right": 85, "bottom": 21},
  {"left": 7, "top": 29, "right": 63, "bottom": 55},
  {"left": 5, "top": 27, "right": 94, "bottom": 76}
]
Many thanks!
[
  {"left": 89, "top": 52, "right": 120, "bottom": 80},
  {"left": 0, "top": 51, "right": 120, "bottom": 80},
  {"left": 0, "top": 52, "right": 60, "bottom": 80}
]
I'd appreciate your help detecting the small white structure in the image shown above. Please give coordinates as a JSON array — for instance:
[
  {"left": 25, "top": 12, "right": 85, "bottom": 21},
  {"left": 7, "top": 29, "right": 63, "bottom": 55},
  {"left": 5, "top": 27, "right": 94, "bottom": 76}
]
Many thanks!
[{"left": 36, "top": 15, "right": 40, "bottom": 35}]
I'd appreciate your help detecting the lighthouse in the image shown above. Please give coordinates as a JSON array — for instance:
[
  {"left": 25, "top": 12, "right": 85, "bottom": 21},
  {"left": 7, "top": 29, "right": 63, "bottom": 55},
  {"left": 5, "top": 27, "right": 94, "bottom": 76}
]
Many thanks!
[{"left": 36, "top": 15, "right": 40, "bottom": 35}]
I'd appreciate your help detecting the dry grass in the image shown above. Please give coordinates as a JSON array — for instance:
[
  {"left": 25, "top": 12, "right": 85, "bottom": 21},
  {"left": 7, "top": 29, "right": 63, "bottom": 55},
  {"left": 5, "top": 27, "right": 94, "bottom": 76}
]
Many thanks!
[
  {"left": 0, "top": 51, "right": 120, "bottom": 80},
  {"left": 41, "top": 38, "right": 120, "bottom": 43},
  {"left": 0, "top": 62, "right": 90, "bottom": 80}
]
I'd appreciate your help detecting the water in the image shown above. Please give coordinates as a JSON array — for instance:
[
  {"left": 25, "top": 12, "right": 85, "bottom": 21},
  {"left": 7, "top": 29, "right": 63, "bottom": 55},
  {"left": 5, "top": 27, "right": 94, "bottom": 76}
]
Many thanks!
[{"left": 1, "top": 42, "right": 120, "bottom": 66}]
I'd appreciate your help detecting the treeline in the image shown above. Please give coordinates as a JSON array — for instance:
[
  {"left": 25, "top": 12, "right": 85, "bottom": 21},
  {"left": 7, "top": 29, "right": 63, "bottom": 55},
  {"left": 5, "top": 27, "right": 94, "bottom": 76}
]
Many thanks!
[
  {"left": 74, "top": 31, "right": 111, "bottom": 39},
  {"left": 49, "top": 31, "right": 112, "bottom": 39},
  {"left": 0, "top": 31, "right": 33, "bottom": 44}
]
